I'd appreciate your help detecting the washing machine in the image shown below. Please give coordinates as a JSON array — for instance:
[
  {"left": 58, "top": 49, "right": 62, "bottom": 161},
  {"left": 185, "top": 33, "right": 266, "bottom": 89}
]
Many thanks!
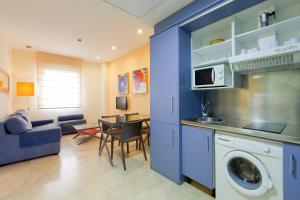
[{"left": 215, "top": 131, "right": 283, "bottom": 200}]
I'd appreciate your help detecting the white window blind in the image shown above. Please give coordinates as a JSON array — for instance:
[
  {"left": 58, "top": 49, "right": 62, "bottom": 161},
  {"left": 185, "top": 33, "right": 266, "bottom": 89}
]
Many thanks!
[{"left": 37, "top": 52, "right": 82, "bottom": 109}]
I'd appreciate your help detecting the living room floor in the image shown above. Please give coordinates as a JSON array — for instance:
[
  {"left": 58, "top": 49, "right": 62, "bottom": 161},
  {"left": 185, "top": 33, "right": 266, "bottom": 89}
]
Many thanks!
[{"left": 0, "top": 135, "right": 214, "bottom": 200}]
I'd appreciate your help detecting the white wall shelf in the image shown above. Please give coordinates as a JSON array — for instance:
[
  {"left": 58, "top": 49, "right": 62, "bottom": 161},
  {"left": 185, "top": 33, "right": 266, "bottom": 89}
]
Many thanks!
[
  {"left": 190, "top": 0, "right": 300, "bottom": 90},
  {"left": 193, "top": 39, "right": 232, "bottom": 55},
  {"left": 236, "top": 16, "right": 300, "bottom": 43}
]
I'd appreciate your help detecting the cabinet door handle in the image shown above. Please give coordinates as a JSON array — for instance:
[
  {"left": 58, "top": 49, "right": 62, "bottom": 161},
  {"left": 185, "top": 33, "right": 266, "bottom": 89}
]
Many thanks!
[
  {"left": 290, "top": 155, "right": 295, "bottom": 176},
  {"left": 217, "top": 138, "right": 231, "bottom": 142},
  {"left": 171, "top": 97, "right": 174, "bottom": 114},
  {"left": 172, "top": 129, "right": 175, "bottom": 147},
  {"left": 207, "top": 136, "right": 209, "bottom": 152}
]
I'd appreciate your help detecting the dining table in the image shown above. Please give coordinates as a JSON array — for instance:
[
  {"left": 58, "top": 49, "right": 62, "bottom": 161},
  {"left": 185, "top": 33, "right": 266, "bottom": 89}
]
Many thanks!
[
  {"left": 98, "top": 114, "right": 150, "bottom": 166},
  {"left": 99, "top": 114, "right": 150, "bottom": 127}
]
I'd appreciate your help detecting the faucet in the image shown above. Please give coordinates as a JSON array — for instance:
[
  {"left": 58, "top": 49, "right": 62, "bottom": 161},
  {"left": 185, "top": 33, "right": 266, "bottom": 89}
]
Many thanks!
[{"left": 202, "top": 101, "right": 210, "bottom": 117}]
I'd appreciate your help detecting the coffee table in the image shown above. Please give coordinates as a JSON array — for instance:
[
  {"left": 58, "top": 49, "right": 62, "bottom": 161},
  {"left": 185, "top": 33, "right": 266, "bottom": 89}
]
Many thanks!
[
  {"left": 73, "top": 123, "right": 114, "bottom": 166},
  {"left": 73, "top": 123, "right": 100, "bottom": 145}
]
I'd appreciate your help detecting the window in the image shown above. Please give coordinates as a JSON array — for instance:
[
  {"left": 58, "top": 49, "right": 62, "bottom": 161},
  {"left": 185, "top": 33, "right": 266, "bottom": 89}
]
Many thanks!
[{"left": 37, "top": 52, "right": 82, "bottom": 109}]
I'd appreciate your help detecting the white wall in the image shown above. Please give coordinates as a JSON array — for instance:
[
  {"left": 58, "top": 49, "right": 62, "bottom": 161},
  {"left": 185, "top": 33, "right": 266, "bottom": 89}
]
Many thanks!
[
  {"left": 0, "top": 30, "right": 11, "bottom": 119},
  {"left": 11, "top": 49, "right": 105, "bottom": 123}
]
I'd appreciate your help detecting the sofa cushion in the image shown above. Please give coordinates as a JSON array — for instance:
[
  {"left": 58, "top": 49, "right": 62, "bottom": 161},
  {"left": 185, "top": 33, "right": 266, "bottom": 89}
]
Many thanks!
[
  {"left": 5, "top": 115, "right": 31, "bottom": 135},
  {"left": 19, "top": 124, "right": 61, "bottom": 148},
  {"left": 57, "top": 114, "right": 84, "bottom": 122},
  {"left": 15, "top": 110, "right": 32, "bottom": 129}
]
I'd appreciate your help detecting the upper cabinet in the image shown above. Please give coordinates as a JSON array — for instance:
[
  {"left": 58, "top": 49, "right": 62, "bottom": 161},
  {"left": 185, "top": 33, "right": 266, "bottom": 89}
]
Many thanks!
[{"left": 150, "top": 25, "right": 179, "bottom": 125}]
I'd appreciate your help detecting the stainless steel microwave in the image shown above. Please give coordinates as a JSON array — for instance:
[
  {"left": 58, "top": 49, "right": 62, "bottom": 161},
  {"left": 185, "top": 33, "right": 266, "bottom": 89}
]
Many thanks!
[{"left": 192, "top": 64, "right": 232, "bottom": 88}]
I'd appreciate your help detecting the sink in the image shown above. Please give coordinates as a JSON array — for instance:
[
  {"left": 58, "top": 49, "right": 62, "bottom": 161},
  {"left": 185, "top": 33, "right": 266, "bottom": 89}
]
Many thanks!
[{"left": 194, "top": 117, "right": 225, "bottom": 124}]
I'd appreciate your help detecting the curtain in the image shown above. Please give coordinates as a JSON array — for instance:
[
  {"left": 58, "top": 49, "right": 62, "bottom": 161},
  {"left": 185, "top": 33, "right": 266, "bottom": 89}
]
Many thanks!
[{"left": 37, "top": 52, "right": 82, "bottom": 109}]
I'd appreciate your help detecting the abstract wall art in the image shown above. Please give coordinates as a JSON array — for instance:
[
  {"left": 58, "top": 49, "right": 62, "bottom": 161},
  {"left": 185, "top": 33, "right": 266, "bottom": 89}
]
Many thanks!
[
  {"left": 118, "top": 73, "right": 129, "bottom": 94},
  {"left": 132, "top": 68, "right": 147, "bottom": 94}
]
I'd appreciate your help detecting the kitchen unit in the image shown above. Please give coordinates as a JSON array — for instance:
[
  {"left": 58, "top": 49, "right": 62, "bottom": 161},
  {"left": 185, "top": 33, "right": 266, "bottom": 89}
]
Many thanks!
[
  {"left": 191, "top": 0, "right": 300, "bottom": 90},
  {"left": 151, "top": 0, "right": 265, "bottom": 185},
  {"left": 151, "top": 0, "right": 300, "bottom": 200},
  {"left": 284, "top": 143, "right": 300, "bottom": 200},
  {"left": 215, "top": 131, "right": 283, "bottom": 200},
  {"left": 182, "top": 126, "right": 214, "bottom": 189},
  {"left": 150, "top": 25, "right": 202, "bottom": 184},
  {"left": 181, "top": 120, "right": 300, "bottom": 200}
]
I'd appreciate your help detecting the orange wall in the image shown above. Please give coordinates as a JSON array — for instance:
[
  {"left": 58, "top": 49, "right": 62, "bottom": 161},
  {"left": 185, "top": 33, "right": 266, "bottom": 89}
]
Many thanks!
[{"left": 106, "top": 44, "right": 150, "bottom": 115}]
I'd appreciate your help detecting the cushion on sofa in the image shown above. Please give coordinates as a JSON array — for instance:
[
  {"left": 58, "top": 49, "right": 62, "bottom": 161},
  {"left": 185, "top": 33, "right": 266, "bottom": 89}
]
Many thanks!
[
  {"left": 15, "top": 110, "right": 32, "bottom": 129},
  {"left": 57, "top": 114, "right": 84, "bottom": 122},
  {"left": 19, "top": 125, "right": 61, "bottom": 148},
  {"left": 5, "top": 115, "right": 32, "bottom": 135}
]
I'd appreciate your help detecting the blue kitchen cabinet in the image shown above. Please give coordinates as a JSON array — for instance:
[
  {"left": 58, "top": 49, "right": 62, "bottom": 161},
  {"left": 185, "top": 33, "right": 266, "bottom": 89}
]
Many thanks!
[
  {"left": 150, "top": 25, "right": 202, "bottom": 125},
  {"left": 284, "top": 143, "right": 300, "bottom": 200},
  {"left": 150, "top": 121, "right": 182, "bottom": 184},
  {"left": 150, "top": 25, "right": 179, "bottom": 125},
  {"left": 182, "top": 125, "right": 214, "bottom": 189},
  {"left": 150, "top": 25, "right": 202, "bottom": 184}
]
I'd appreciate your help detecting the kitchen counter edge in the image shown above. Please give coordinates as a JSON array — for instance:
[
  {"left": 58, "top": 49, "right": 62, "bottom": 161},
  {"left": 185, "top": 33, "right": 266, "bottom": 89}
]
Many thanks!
[{"left": 181, "top": 120, "right": 300, "bottom": 145}]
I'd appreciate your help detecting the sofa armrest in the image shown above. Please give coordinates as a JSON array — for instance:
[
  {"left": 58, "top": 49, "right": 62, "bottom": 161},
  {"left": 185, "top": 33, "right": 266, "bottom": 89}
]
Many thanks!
[{"left": 31, "top": 119, "right": 54, "bottom": 127}]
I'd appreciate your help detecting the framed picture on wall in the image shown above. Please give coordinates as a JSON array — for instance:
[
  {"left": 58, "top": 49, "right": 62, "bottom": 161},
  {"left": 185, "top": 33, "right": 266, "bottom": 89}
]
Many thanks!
[
  {"left": 0, "top": 68, "right": 9, "bottom": 93},
  {"left": 118, "top": 73, "right": 129, "bottom": 94},
  {"left": 132, "top": 68, "right": 147, "bottom": 94}
]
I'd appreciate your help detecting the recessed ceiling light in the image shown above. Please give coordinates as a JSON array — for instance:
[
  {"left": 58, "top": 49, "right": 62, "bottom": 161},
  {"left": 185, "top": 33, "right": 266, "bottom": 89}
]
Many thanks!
[
  {"left": 96, "top": 56, "right": 100, "bottom": 60},
  {"left": 137, "top": 29, "right": 143, "bottom": 34},
  {"left": 112, "top": 46, "right": 116, "bottom": 50},
  {"left": 77, "top": 38, "right": 82, "bottom": 42},
  {"left": 26, "top": 45, "right": 32, "bottom": 49}
]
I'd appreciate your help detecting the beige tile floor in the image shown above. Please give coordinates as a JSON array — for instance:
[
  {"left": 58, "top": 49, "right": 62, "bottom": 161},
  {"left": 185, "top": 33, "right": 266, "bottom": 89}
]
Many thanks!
[{"left": 0, "top": 135, "right": 214, "bottom": 200}]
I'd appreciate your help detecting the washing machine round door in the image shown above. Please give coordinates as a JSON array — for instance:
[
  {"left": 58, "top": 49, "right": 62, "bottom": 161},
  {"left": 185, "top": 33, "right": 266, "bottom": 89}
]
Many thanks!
[{"left": 223, "top": 151, "right": 273, "bottom": 197}]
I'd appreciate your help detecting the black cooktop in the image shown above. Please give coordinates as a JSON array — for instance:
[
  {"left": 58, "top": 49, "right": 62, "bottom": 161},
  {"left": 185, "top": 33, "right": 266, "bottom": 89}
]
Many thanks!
[{"left": 243, "top": 122, "right": 286, "bottom": 134}]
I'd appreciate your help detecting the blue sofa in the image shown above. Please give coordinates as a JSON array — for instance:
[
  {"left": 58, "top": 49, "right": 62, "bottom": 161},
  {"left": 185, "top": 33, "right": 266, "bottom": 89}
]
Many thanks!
[
  {"left": 57, "top": 114, "right": 86, "bottom": 135},
  {"left": 0, "top": 110, "right": 61, "bottom": 166}
]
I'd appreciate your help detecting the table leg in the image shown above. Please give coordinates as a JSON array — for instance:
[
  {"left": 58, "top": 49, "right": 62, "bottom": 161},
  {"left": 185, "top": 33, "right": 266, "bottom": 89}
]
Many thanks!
[
  {"left": 78, "top": 135, "right": 93, "bottom": 145},
  {"left": 73, "top": 133, "right": 80, "bottom": 139}
]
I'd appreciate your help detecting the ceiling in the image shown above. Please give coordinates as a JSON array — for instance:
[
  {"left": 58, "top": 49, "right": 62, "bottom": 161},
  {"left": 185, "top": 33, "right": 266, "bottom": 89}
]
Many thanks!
[{"left": 0, "top": 0, "right": 193, "bottom": 62}]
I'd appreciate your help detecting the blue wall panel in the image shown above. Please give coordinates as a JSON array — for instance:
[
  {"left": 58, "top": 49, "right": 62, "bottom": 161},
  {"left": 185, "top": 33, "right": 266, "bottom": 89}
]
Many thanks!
[
  {"left": 154, "top": 0, "right": 265, "bottom": 34},
  {"left": 154, "top": 0, "right": 224, "bottom": 34}
]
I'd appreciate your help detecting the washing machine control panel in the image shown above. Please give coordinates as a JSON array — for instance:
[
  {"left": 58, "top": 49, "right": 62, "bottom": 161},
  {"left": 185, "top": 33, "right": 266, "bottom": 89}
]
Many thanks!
[
  {"left": 215, "top": 132, "right": 282, "bottom": 159},
  {"left": 234, "top": 137, "right": 282, "bottom": 158}
]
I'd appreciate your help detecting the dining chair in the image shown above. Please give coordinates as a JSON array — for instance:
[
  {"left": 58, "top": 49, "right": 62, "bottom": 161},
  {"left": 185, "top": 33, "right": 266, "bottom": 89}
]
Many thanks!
[
  {"left": 125, "top": 113, "right": 150, "bottom": 148},
  {"left": 111, "top": 120, "right": 147, "bottom": 171},
  {"left": 142, "top": 120, "right": 150, "bottom": 146},
  {"left": 98, "top": 115, "right": 120, "bottom": 155},
  {"left": 124, "top": 113, "right": 140, "bottom": 151}
]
